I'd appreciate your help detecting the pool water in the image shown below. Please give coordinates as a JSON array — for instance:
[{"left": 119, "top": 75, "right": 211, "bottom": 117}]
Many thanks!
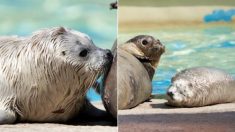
[
  {"left": 119, "top": 24, "right": 235, "bottom": 95},
  {"left": 87, "top": 88, "right": 101, "bottom": 101},
  {"left": 0, "top": 0, "right": 116, "bottom": 102}
]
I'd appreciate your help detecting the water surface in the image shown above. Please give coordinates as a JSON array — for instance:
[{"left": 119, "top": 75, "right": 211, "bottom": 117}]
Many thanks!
[
  {"left": 0, "top": 0, "right": 116, "bottom": 101},
  {"left": 119, "top": 24, "right": 235, "bottom": 94}
]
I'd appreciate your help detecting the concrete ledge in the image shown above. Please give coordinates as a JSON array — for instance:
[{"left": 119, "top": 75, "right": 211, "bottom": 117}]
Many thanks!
[{"left": 119, "top": 99, "right": 235, "bottom": 132}]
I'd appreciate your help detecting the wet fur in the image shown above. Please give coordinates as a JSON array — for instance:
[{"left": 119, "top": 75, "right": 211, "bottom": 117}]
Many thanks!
[{"left": 0, "top": 27, "right": 110, "bottom": 123}]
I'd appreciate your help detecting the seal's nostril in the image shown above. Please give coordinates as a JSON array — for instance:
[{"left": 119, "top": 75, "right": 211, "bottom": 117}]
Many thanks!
[
  {"left": 167, "top": 91, "right": 174, "bottom": 97},
  {"left": 105, "top": 49, "right": 113, "bottom": 59}
]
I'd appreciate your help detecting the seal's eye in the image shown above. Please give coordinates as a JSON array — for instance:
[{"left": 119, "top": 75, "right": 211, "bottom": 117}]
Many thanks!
[
  {"left": 142, "top": 39, "right": 148, "bottom": 45},
  {"left": 79, "top": 49, "right": 88, "bottom": 57}
]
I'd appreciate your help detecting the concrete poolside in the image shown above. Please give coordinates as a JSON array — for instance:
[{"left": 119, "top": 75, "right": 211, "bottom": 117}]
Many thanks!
[
  {"left": 119, "top": 99, "right": 235, "bottom": 132},
  {"left": 0, "top": 102, "right": 117, "bottom": 132}
]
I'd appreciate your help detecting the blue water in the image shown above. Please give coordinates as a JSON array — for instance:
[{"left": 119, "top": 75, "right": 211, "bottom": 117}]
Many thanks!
[
  {"left": 0, "top": 0, "right": 116, "bottom": 49},
  {"left": 0, "top": 0, "right": 116, "bottom": 102},
  {"left": 119, "top": 24, "right": 235, "bottom": 95},
  {"left": 89, "top": 24, "right": 235, "bottom": 101},
  {"left": 152, "top": 68, "right": 176, "bottom": 94},
  {"left": 204, "top": 9, "right": 235, "bottom": 22},
  {"left": 87, "top": 88, "right": 101, "bottom": 101},
  {"left": 1, "top": 1, "right": 235, "bottom": 102}
]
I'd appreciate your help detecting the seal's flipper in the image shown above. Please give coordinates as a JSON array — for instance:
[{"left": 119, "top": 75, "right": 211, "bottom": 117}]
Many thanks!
[
  {"left": 0, "top": 109, "right": 16, "bottom": 124},
  {"left": 71, "top": 98, "right": 116, "bottom": 125},
  {"left": 142, "top": 62, "right": 155, "bottom": 80},
  {"left": 79, "top": 98, "right": 108, "bottom": 118}
]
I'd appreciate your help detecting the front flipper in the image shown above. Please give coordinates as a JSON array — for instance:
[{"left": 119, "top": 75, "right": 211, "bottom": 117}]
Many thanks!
[
  {"left": 71, "top": 98, "right": 116, "bottom": 125},
  {"left": 0, "top": 109, "right": 17, "bottom": 124},
  {"left": 79, "top": 98, "right": 110, "bottom": 118},
  {"left": 142, "top": 62, "right": 155, "bottom": 80}
]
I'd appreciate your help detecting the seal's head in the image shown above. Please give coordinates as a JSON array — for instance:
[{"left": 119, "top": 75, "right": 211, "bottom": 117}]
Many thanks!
[
  {"left": 33, "top": 27, "right": 113, "bottom": 75},
  {"left": 0, "top": 27, "right": 114, "bottom": 123},
  {"left": 166, "top": 79, "right": 195, "bottom": 107},
  {"left": 120, "top": 35, "right": 165, "bottom": 67}
]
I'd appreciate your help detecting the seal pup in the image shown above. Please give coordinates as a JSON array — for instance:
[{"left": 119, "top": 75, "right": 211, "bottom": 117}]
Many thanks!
[
  {"left": 0, "top": 27, "right": 112, "bottom": 124},
  {"left": 118, "top": 35, "right": 165, "bottom": 109},
  {"left": 166, "top": 67, "right": 235, "bottom": 107}
]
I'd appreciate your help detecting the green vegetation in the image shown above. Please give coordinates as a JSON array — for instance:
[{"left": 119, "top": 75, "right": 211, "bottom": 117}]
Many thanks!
[{"left": 151, "top": 94, "right": 167, "bottom": 99}]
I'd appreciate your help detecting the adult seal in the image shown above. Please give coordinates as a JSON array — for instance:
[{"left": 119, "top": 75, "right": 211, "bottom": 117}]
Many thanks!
[
  {"left": 0, "top": 27, "right": 112, "bottom": 124},
  {"left": 118, "top": 35, "right": 165, "bottom": 109},
  {"left": 99, "top": 40, "right": 117, "bottom": 119},
  {"left": 166, "top": 67, "right": 235, "bottom": 107}
]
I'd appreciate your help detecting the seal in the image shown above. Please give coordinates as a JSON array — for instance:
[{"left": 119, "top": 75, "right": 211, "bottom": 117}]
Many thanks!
[
  {"left": 166, "top": 67, "right": 235, "bottom": 107},
  {"left": 118, "top": 35, "right": 165, "bottom": 109},
  {"left": 99, "top": 40, "right": 117, "bottom": 119},
  {"left": 0, "top": 27, "right": 112, "bottom": 124}
]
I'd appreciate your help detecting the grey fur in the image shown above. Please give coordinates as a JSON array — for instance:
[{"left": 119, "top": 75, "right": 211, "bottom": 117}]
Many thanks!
[{"left": 167, "top": 67, "right": 235, "bottom": 107}]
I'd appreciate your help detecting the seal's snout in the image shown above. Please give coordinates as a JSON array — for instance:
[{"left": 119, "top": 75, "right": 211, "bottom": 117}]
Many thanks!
[
  {"left": 104, "top": 49, "right": 113, "bottom": 60},
  {"left": 156, "top": 39, "right": 161, "bottom": 44},
  {"left": 153, "top": 39, "right": 165, "bottom": 53},
  {"left": 153, "top": 39, "right": 162, "bottom": 45},
  {"left": 167, "top": 91, "right": 174, "bottom": 98}
]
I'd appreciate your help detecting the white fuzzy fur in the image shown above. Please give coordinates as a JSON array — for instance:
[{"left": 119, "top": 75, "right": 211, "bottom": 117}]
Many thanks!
[
  {"left": 0, "top": 27, "right": 109, "bottom": 122},
  {"left": 167, "top": 67, "right": 235, "bottom": 107}
]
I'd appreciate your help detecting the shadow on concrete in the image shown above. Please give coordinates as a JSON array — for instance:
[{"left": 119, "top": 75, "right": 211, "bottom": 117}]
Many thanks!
[
  {"left": 68, "top": 113, "right": 117, "bottom": 126},
  {"left": 150, "top": 102, "right": 176, "bottom": 109},
  {"left": 68, "top": 101, "right": 117, "bottom": 126},
  {"left": 18, "top": 114, "right": 117, "bottom": 126}
]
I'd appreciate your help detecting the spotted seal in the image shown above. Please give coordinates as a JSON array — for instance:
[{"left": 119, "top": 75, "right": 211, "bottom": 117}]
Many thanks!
[{"left": 166, "top": 67, "right": 235, "bottom": 107}]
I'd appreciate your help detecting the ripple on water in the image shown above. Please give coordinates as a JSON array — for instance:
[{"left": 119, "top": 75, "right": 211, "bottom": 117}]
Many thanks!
[
  {"left": 152, "top": 80, "right": 171, "bottom": 94},
  {"left": 121, "top": 24, "right": 235, "bottom": 95},
  {"left": 219, "top": 41, "right": 235, "bottom": 48},
  {"left": 167, "top": 40, "right": 187, "bottom": 50}
]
